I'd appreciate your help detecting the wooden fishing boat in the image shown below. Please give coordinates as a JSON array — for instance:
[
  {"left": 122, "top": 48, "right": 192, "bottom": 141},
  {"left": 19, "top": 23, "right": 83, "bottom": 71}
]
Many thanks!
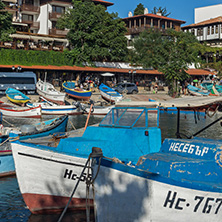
[
  {"left": 6, "top": 88, "right": 30, "bottom": 105},
  {"left": 11, "top": 107, "right": 161, "bottom": 214},
  {"left": 36, "top": 80, "right": 66, "bottom": 105},
  {"left": 187, "top": 84, "right": 210, "bottom": 96},
  {"left": 0, "top": 115, "right": 68, "bottom": 177},
  {"left": 99, "top": 83, "right": 123, "bottom": 104},
  {"left": 0, "top": 104, "right": 41, "bottom": 118},
  {"left": 62, "top": 81, "right": 92, "bottom": 101}
]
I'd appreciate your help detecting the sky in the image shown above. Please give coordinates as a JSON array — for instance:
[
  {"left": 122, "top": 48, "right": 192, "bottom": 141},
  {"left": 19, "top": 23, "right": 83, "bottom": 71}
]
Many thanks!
[{"left": 107, "top": 0, "right": 222, "bottom": 26}]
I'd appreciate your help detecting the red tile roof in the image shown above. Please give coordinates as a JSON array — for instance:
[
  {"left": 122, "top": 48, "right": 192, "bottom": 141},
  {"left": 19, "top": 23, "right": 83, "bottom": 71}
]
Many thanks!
[
  {"left": 182, "top": 16, "right": 222, "bottom": 28},
  {"left": 0, "top": 65, "right": 213, "bottom": 76},
  {"left": 93, "top": 0, "right": 113, "bottom": 6},
  {"left": 122, "top": 13, "right": 186, "bottom": 24}
]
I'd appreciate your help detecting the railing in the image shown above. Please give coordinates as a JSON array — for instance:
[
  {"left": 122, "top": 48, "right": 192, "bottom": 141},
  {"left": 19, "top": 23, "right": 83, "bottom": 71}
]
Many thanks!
[
  {"left": 49, "top": 12, "right": 62, "bottom": 20},
  {"left": 49, "top": 28, "right": 68, "bottom": 36},
  {"left": 30, "top": 21, "right": 40, "bottom": 29},
  {"left": 20, "top": 4, "right": 40, "bottom": 13}
]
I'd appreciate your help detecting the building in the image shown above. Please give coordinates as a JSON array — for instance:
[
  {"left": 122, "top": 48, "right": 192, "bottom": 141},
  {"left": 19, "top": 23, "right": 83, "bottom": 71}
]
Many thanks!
[
  {"left": 122, "top": 9, "right": 185, "bottom": 48},
  {"left": 182, "top": 4, "right": 222, "bottom": 47},
  {"left": 1, "top": 0, "right": 113, "bottom": 51}
]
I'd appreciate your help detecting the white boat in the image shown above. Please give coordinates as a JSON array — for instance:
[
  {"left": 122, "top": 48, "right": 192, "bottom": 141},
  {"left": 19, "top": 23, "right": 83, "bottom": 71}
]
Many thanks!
[
  {"left": 11, "top": 107, "right": 161, "bottom": 214},
  {"left": 36, "top": 80, "right": 66, "bottom": 105},
  {"left": 0, "top": 103, "right": 41, "bottom": 118}
]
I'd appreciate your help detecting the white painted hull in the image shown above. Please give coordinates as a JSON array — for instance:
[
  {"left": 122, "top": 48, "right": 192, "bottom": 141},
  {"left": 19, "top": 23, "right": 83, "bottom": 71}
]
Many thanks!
[
  {"left": 100, "top": 90, "right": 122, "bottom": 103},
  {"left": 36, "top": 81, "right": 66, "bottom": 105},
  {"left": 94, "top": 164, "right": 222, "bottom": 222},
  {"left": 12, "top": 143, "right": 93, "bottom": 214},
  {"left": 83, "top": 105, "right": 114, "bottom": 115},
  {"left": 0, "top": 106, "right": 41, "bottom": 118}
]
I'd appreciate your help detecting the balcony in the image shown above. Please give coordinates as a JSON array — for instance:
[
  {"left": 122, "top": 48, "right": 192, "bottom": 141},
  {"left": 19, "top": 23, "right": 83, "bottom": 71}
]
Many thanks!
[
  {"left": 30, "top": 21, "right": 40, "bottom": 30},
  {"left": 126, "top": 26, "right": 167, "bottom": 35},
  {"left": 49, "top": 28, "right": 68, "bottom": 37},
  {"left": 49, "top": 12, "right": 62, "bottom": 21},
  {"left": 20, "top": 4, "right": 40, "bottom": 14}
]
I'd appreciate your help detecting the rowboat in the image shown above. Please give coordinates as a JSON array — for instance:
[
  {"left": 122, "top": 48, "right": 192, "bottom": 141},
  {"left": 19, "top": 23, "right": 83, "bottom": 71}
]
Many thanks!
[
  {"left": 11, "top": 107, "right": 161, "bottom": 214},
  {"left": 0, "top": 115, "right": 68, "bottom": 177},
  {"left": 36, "top": 80, "right": 66, "bottom": 105},
  {"left": 99, "top": 83, "right": 123, "bottom": 104},
  {"left": 0, "top": 104, "right": 41, "bottom": 118},
  {"left": 6, "top": 88, "right": 30, "bottom": 105},
  {"left": 27, "top": 99, "right": 82, "bottom": 115},
  {"left": 62, "top": 81, "right": 92, "bottom": 101},
  {"left": 187, "top": 84, "right": 210, "bottom": 96}
]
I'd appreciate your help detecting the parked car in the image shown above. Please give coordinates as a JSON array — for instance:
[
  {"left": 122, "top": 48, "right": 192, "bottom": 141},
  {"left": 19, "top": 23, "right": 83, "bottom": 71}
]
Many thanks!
[{"left": 112, "top": 82, "right": 138, "bottom": 94}]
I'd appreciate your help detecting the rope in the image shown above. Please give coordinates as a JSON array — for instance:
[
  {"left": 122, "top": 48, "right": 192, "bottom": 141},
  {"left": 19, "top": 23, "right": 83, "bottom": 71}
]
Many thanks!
[
  {"left": 2, "top": 118, "right": 15, "bottom": 127},
  {"left": 206, "top": 105, "right": 219, "bottom": 118},
  {"left": 68, "top": 118, "right": 76, "bottom": 130}
]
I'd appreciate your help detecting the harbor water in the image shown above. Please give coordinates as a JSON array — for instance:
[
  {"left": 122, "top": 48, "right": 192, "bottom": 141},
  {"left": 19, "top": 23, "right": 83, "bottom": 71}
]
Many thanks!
[{"left": 1, "top": 111, "right": 222, "bottom": 221}]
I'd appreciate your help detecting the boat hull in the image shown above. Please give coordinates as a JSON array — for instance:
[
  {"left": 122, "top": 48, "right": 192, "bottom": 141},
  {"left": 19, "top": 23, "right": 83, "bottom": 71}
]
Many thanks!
[
  {"left": 0, "top": 150, "right": 15, "bottom": 177},
  {"left": 12, "top": 143, "right": 94, "bottom": 214},
  {"left": 36, "top": 89, "right": 65, "bottom": 105},
  {"left": 0, "top": 106, "right": 41, "bottom": 118},
  {"left": 64, "top": 90, "right": 92, "bottom": 101},
  {"left": 94, "top": 161, "right": 222, "bottom": 222},
  {"left": 41, "top": 105, "right": 81, "bottom": 115}
]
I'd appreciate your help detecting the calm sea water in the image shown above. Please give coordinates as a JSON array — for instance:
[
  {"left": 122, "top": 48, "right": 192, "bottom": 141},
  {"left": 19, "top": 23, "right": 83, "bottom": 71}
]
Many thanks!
[{"left": 1, "top": 111, "right": 222, "bottom": 222}]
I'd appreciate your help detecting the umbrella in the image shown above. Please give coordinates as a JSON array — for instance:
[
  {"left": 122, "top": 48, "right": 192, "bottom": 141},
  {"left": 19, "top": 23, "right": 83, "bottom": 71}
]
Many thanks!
[{"left": 100, "top": 72, "right": 115, "bottom": 77}]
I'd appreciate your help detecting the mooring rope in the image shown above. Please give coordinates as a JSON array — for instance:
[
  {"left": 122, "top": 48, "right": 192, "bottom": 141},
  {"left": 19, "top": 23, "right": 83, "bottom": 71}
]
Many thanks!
[{"left": 57, "top": 147, "right": 103, "bottom": 222}]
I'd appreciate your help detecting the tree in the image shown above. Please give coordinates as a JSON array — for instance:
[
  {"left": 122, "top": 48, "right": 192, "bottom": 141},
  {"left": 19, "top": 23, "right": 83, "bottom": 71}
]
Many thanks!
[
  {"left": 0, "top": 1, "right": 15, "bottom": 42},
  {"left": 151, "top": 7, "right": 171, "bottom": 17},
  {"left": 57, "top": 0, "right": 128, "bottom": 65},
  {"left": 132, "top": 29, "right": 201, "bottom": 96},
  {"left": 134, "top": 3, "right": 145, "bottom": 16}
]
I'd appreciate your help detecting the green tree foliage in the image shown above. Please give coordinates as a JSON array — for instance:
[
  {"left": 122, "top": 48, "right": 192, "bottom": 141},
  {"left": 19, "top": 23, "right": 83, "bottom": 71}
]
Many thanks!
[
  {"left": 134, "top": 3, "right": 145, "bottom": 16},
  {"left": 57, "top": 0, "right": 128, "bottom": 64},
  {"left": 0, "top": 1, "right": 15, "bottom": 42},
  {"left": 132, "top": 29, "right": 201, "bottom": 95},
  {"left": 151, "top": 7, "right": 171, "bottom": 17}
]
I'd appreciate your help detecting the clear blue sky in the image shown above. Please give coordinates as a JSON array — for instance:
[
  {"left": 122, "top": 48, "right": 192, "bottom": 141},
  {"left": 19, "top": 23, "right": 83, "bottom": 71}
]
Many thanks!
[{"left": 107, "top": 0, "right": 222, "bottom": 26}]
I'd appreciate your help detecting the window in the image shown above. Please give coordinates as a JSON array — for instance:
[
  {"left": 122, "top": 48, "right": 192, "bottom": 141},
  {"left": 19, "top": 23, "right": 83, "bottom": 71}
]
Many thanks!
[
  {"left": 216, "top": 25, "right": 218, "bottom": 34},
  {"left": 22, "top": 14, "right": 33, "bottom": 22},
  {"left": 191, "top": 28, "right": 195, "bottom": 35},
  {"left": 207, "top": 26, "right": 210, "bottom": 35},
  {"left": 52, "top": 6, "right": 65, "bottom": 14},
  {"left": 211, "top": 26, "right": 214, "bottom": 34}
]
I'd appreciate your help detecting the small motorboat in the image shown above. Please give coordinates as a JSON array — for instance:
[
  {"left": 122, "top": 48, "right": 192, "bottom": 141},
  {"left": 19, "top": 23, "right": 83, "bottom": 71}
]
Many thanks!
[
  {"left": 62, "top": 81, "right": 92, "bottom": 101},
  {"left": 6, "top": 88, "right": 30, "bottom": 105}
]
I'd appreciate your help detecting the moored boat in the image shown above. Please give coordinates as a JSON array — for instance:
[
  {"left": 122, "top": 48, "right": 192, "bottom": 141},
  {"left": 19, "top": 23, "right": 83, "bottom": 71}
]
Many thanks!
[
  {"left": 62, "top": 81, "right": 92, "bottom": 101},
  {"left": 0, "top": 115, "right": 69, "bottom": 177},
  {"left": 0, "top": 105, "right": 41, "bottom": 118},
  {"left": 93, "top": 136, "right": 222, "bottom": 222},
  {"left": 6, "top": 88, "right": 30, "bottom": 105},
  {"left": 99, "top": 83, "right": 123, "bottom": 104},
  {"left": 187, "top": 84, "right": 210, "bottom": 96},
  {"left": 11, "top": 107, "right": 161, "bottom": 214},
  {"left": 36, "top": 80, "right": 66, "bottom": 105}
]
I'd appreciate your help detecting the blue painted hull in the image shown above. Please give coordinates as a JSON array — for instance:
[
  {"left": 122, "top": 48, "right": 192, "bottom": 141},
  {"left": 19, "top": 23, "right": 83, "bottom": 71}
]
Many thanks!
[
  {"left": 0, "top": 151, "right": 15, "bottom": 177},
  {"left": 62, "top": 82, "right": 92, "bottom": 100}
]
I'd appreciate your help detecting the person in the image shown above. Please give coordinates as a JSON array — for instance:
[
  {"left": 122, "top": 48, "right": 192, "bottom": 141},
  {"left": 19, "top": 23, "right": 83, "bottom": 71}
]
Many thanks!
[
  {"left": 184, "top": 80, "right": 188, "bottom": 95},
  {"left": 154, "top": 82, "right": 158, "bottom": 94}
]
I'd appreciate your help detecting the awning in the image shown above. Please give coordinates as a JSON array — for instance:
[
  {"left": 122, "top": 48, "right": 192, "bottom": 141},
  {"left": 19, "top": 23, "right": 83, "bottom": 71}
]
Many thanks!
[
  {"left": 101, "top": 72, "right": 115, "bottom": 76},
  {"left": 10, "top": 34, "right": 31, "bottom": 39}
]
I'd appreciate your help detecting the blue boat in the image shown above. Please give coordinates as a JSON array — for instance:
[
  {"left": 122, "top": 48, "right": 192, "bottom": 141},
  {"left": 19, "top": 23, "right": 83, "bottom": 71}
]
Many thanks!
[
  {"left": 187, "top": 84, "right": 210, "bottom": 96},
  {"left": 0, "top": 115, "right": 68, "bottom": 177},
  {"left": 6, "top": 88, "right": 30, "bottom": 105},
  {"left": 99, "top": 83, "right": 123, "bottom": 104},
  {"left": 91, "top": 105, "right": 222, "bottom": 222},
  {"left": 11, "top": 107, "right": 161, "bottom": 214},
  {"left": 62, "top": 81, "right": 92, "bottom": 101}
]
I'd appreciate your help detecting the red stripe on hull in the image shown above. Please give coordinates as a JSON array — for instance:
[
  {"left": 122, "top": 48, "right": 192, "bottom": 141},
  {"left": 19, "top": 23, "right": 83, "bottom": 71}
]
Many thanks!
[
  {"left": 23, "top": 193, "right": 94, "bottom": 214},
  {"left": 0, "top": 171, "right": 15, "bottom": 178}
]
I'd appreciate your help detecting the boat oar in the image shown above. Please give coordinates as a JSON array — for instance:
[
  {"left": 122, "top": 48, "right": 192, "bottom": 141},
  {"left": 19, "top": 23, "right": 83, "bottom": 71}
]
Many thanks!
[{"left": 83, "top": 103, "right": 93, "bottom": 133}]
